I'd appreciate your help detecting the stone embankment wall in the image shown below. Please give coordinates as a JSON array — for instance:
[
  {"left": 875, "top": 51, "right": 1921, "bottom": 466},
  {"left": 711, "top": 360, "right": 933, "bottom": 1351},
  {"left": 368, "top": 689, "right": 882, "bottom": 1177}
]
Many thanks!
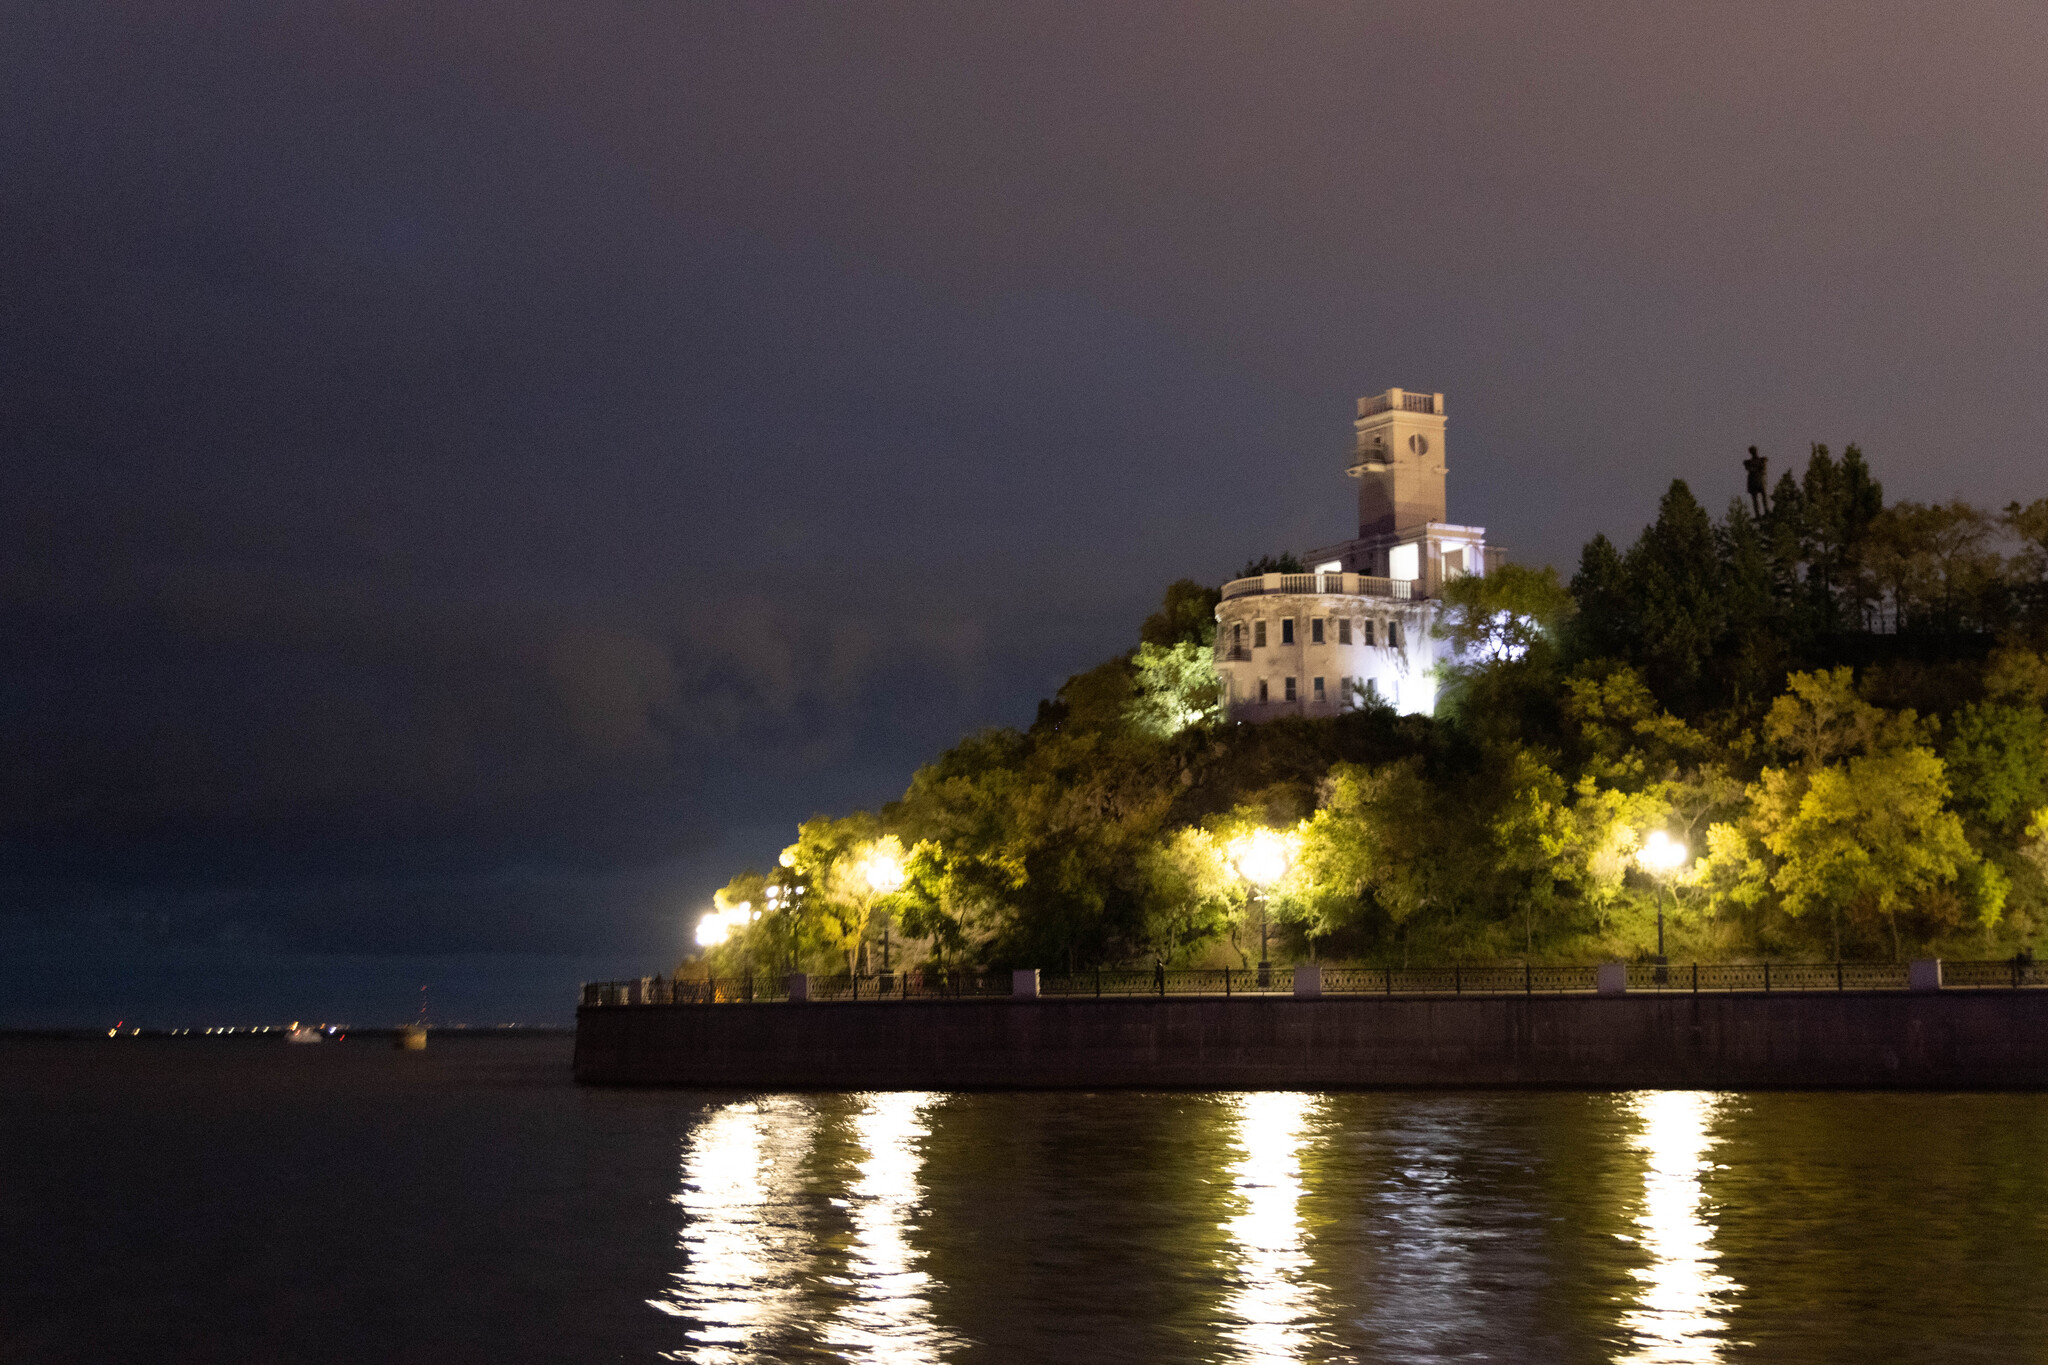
[{"left": 573, "top": 992, "right": 2048, "bottom": 1090}]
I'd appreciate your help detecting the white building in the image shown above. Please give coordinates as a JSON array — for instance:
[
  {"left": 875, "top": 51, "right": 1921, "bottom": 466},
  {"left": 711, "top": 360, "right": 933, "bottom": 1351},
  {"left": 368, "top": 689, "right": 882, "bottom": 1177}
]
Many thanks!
[{"left": 1214, "top": 387, "right": 1488, "bottom": 719}]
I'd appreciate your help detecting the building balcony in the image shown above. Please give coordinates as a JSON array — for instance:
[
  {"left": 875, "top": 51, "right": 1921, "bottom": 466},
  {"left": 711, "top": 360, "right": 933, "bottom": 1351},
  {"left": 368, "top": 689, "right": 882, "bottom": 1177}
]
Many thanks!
[{"left": 1219, "top": 572, "right": 1415, "bottom": 602}]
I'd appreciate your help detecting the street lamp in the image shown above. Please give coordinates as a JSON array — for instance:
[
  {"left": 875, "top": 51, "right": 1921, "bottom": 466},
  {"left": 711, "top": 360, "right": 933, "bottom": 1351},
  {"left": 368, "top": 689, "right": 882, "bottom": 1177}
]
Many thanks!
[
  {"left": 695, "top": 901, "right": 752, "bottom": 948},
  {"left": 856, "top": 843, "right": 905, "bottom": 895},
  {"left": 852, "top": 840, "right": 906, "bottom": 977},
  {"left": 1229, "top": 828, "right": 1295, "bottom": 987},
  {"left": 1636, "top": 830, "right": 1688, "bottom": 970}
]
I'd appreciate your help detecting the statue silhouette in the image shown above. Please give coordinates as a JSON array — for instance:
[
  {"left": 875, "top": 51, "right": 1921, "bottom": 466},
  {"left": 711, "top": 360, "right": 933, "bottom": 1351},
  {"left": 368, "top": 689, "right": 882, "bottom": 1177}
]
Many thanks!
[{"left": 1743, "top": 445, "right": 1770, "bottom": 517}]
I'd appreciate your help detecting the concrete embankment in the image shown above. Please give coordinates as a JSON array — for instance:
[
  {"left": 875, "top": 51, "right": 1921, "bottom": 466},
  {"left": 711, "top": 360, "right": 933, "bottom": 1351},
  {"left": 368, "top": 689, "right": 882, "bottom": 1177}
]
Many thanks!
[{"left": 573, "top": 991, "right": 2048, "bottom": 1090}]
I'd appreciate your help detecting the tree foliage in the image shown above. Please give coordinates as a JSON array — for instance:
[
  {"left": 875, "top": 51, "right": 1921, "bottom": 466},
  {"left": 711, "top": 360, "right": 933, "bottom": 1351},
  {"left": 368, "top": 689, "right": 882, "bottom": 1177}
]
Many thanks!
[{"left": 690, "top": 450, "right": 2048, "bottom": 978}]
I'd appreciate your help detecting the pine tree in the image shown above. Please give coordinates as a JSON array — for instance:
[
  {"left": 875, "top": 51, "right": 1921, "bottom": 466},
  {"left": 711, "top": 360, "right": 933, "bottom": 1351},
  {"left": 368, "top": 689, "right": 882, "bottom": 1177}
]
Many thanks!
[{"left": 1625, "top": 480, "right": 1726, "bottom": 713}]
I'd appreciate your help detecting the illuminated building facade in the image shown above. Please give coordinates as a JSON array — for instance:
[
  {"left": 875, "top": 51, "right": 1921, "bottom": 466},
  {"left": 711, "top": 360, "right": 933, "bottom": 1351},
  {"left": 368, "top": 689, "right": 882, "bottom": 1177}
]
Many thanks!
[{"left": 1214, "top": 388, "right": 1488, "bottom": 719}]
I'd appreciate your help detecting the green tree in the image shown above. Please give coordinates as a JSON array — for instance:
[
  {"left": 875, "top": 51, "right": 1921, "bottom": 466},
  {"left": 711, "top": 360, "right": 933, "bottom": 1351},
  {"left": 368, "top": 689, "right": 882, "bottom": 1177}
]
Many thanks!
[
  {"left": 1797, "top": 443, "right": 1884, "bottom": 630},
  {"left": 1945, "top": 702, "right": 2048, "bottom": 838},
  {"left": 1764, "top": 667, "right": 1884, "bottom": 771},
  {"left": 1567, "top": 532, "right": 1633, "bottom": 662},
  {"left": 1137, "top": 825, "right": 1248, "bottom": 965},
  {"left": 1758, "top": 745, "right": 1986, "bottom": 960},
  {"left": 1489, "top": 749, "right": 1580, "bottom": 957},
  {"left": 1140, "top": 579, "right": 1222, "bottom": 647},
  {"left": 1626, "top": 480, "right": 1726, "bottom": 711},
  {"left": 1237, "top": 552, "right": 1306, "bottom": 577},
  {"left": 778, "top": 815, "right": 910, "bottom": 975},
  {"left": 1436, "top": 563, "right": 1574, "bottom": 666},
  {"left": 1716, "top": 499, "right": 1795, "bottom": 707},
  {"left": 1127, "top": 641, "right": 1222, "bottom": 737}
]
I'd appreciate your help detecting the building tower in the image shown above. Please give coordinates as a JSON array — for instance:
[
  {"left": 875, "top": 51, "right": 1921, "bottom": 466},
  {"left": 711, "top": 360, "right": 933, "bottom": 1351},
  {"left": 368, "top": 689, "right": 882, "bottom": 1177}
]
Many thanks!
[
  {"left": 1211, "top": 386, "right": 1488, "bottom": 720},
  {"left": 1351, "top": 388, "right": 1448, "bottom": 539}
]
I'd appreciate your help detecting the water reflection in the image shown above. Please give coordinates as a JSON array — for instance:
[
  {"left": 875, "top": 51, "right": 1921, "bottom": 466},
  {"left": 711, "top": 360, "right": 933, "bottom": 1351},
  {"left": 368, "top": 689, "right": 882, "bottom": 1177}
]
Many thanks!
[
  {"left": 655, "top": 1097, "right": 819, "bottom": 1363},
  {"left": 824, "top": 1092, "right": 955, "bottom": 1362},
  {"left": 1219, "top": 1092, "right": 1326, "bottom": 1361},
  {"left": 1620, "top": 1092, "right": 1740, "bottom": 1363},
  {"left": 1353, "top": 1102, "right": 1509, "bottom": 1360}
]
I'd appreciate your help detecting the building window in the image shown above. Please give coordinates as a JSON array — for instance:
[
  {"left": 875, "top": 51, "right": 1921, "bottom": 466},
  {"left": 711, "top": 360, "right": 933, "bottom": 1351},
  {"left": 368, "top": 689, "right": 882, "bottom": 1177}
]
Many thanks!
[
  {"left": 1258, "top": 678, "right": 1269, "bottom": 703},
  {"left": 1363, "top": 619, "right": 1375, "bottom": 646},
  {"left": 1311, "top": 618, "right": 1324, "bottom": 645},
  {"left": 1366, "top": 678, "right": 1381, "bottom": 702},
  {"left": 1281, "top": 618, "right": 1295, "bottom": 645},
  {"left": 1389, "top": 620, "right": 1404, "bottom": 649},
  {"left": 1337, "top": 618, "right": 1351, "bottom": 645},
  {"left": 1338, "top": 674, "right": 1351, "bottom": 706},
  {"left": 1285, "top": 677, "right": 1297, "bottom": 701},
  {"left": 1313, "top": 676, "right": 1325, "bottom": 700},
  {"left": 1254, "top": 619, "right": 1267, "bottom": 649}
]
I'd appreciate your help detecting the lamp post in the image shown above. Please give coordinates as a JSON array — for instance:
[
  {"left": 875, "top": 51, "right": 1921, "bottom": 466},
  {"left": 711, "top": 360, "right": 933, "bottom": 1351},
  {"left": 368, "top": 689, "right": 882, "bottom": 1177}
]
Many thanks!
[
  {"left": 854, "top": 840, "right": 905, "bottom": 980},
  {"left": 1636, "top": 829, "right": 1689, "bottom": 979},
  {"left": 1229, "top": 828, "right": 1295, "bottom": 988}
]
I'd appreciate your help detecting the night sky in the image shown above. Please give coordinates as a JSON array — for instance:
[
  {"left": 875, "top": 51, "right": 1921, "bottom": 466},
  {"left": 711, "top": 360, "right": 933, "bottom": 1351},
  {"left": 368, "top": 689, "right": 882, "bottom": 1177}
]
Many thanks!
[{"left": 7, "top": 3, "right": 2046, "bottom": 1026}]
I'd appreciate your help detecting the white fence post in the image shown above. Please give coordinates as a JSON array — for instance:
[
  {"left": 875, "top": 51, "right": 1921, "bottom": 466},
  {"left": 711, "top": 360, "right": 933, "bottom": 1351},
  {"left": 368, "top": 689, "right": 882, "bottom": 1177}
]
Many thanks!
[
  {"left": 1012, "top": 968, "right": 1041, "bottom": 999},
  {"left": 1293, "top": 964, "right": 1323, "bottom": 998},
  {"left": 1909, "top": 958, "right": 1944, "bottom": 992},
  {"left": 1596, "top": 963, "right": 1627, "bottom": 995}
]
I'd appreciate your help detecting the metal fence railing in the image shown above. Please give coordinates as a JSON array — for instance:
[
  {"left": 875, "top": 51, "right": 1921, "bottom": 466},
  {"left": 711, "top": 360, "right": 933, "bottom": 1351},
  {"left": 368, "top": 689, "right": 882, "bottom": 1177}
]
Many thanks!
[
  {"left": 1042, "top": 968, "right": 1295, "bottom": 997},
  {"left": 580, "top": 958, "right": 2048, "bottom": 1006},
  {"left": 578, "top": 969, "right": 1011, "bottom": 1008}
]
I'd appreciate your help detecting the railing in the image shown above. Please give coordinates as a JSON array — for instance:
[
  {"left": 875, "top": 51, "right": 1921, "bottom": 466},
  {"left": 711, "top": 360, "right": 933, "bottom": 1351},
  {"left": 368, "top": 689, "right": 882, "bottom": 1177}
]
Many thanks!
[
  {"left": 1219, "top": 572, "right": 1414, "bottom": 602},
  {"left": 1625, "top": 959, "right": 2048, "bottom": 992},
  {"left": 579, "top": 970, "right": 1010, "bottom": 1007},
  {"left": 580, "top": 960, "right": 2048, "bottom": 1006},
  {"left": 805, "top": 970, "right": 1011, "bottom": 1001},
  {"left": 1044, "top": 968, "right": 1293, "bottom": 996},
  {"left": 1357, "top": 389, "right": 1441, "bottom": 418},
  {"left": 1324, "top": 965, "right": 1602, "bottom": 994}
]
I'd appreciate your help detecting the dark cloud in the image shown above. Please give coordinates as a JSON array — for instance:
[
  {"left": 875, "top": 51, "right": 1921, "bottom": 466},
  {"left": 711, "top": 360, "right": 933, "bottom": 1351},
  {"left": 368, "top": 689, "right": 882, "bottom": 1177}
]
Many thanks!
[{"left": 5, "top": 0, "right": 2046, "bottom": 1018}]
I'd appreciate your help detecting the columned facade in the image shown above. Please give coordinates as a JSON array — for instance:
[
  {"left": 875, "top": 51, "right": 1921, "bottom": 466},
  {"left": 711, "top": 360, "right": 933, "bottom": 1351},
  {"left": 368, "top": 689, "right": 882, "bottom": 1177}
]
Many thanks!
[{"left": 1213, "top": 574, "right": 1438, "bottom": 719}]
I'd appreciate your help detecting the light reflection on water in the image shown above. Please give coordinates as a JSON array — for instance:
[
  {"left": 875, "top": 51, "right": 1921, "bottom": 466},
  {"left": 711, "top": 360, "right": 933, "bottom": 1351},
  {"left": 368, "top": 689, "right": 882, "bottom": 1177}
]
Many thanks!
[
  {"left": 654, "top": 1094, "right": 953, "bottom": 1362},
  {"left": 1218, "top": 1092, "right": 1326, "bottom": 1361},
  {"left": 1355, "top": 1102, "right": 1509, "bottom": 1362},
  {"left": 1620, "top": 1091, "right": 1741, "bottom": 1363},
  {"left": 823, "top": 1092, "right": 956, "bottom": 1361},
  {"left": 637, "top": 1089, "right": 2042, "bottom": 1364},
  {"left": 653, "top": 1097, "right": 818, "bottom": 1362}
]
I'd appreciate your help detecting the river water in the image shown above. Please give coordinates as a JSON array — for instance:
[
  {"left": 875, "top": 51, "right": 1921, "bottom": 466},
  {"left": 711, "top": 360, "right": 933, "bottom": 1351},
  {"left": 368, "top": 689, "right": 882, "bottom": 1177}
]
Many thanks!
[{"left": 4, "top": 1036, "right": 2045, "bottom": 1362}]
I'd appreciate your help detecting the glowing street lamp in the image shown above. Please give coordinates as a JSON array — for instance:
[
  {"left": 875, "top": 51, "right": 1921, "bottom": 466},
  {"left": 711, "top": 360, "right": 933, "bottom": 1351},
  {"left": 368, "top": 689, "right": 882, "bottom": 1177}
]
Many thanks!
[
  {"left": 694, "top": 900, "right": 752, "bottom": 949},
  {"left": 846, "top": 840, "right": 907, "bottom": 976},
  {"left": 1636, "top": 830, "right": 1688, "bottom": 963},
  {"left": 1229, "top": 828, "right": 1296, "bottom": 986},
  {"left": 856, "top": 844, "right": 906, "bottom": 896}
]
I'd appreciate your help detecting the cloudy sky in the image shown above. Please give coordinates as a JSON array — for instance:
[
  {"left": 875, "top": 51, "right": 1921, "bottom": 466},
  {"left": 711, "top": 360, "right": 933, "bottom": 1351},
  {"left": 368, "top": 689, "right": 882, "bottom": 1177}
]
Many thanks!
[{"left": 6, "top": 1, "right": 2045, "bottom": 1024}]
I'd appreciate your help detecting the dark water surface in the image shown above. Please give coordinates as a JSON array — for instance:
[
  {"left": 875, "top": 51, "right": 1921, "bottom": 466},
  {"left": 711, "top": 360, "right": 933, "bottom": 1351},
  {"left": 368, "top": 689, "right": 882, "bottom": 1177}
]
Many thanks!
[{"left": 4, "top": 1037, "right": 2046, "bottom": 1363}]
